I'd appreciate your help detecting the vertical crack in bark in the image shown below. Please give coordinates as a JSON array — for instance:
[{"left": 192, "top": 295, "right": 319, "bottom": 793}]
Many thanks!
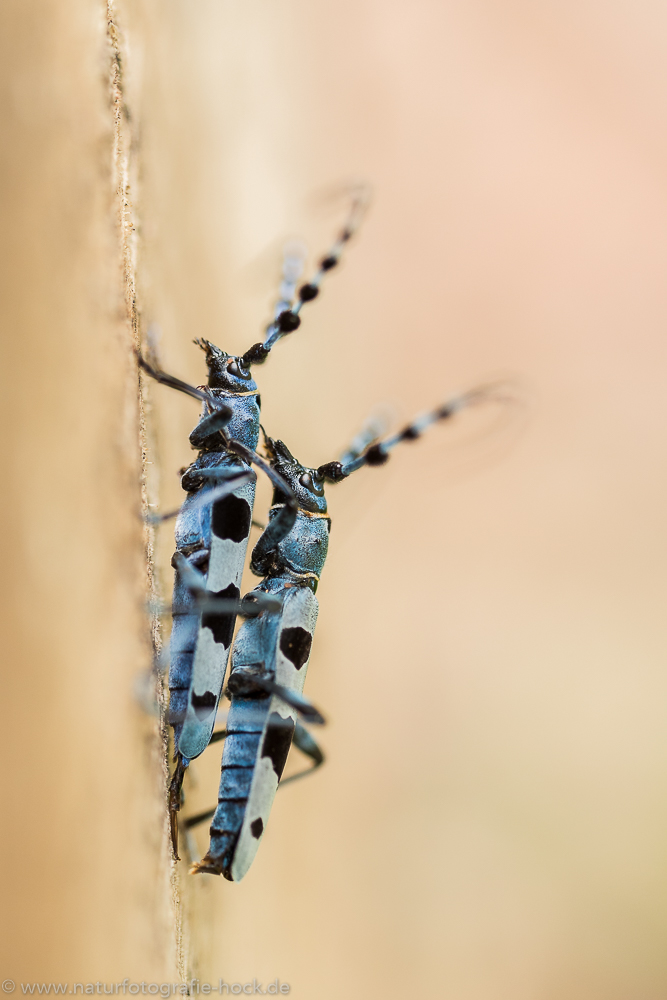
[{"left": 105, "top": 0, "right": 188, "bottom": 979}]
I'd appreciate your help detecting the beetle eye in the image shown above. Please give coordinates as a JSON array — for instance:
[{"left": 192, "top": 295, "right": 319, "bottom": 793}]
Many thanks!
[
  {"left": 226, "top": 360, "right": 250, "bottom": 379},
  {"left": 299, "top": 472, "right": 324, "bottom": 495}
]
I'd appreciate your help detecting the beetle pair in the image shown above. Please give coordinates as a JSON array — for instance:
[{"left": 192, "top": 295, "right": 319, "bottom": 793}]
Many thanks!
[{"left": 141, "top": 191, "right": 501, "bottom": 881}]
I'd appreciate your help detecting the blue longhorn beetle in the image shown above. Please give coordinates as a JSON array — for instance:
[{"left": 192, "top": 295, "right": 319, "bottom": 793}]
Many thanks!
[
  {"left": 187, "top": 386, "right": 503, "bottom": 881},
  {"left": 140, "top": 191, "right": 368, "bottom": 856}
]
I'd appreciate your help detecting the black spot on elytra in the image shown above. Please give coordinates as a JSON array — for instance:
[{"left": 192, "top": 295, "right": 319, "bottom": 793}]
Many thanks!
[
  {"left": 261, "top": 713, "right": 296, "bottom": 779},
  {"left": 250, "top": 818, "right": 264, "bottom": 839},
  {"left": 212, "top": 494, "right": 251, "bottom": 543},
  {"left": 191, "top": 690, "right": 216, "bottom": 720},
  {"left": 279, "top": 627, "right": 312, "bottom": 670},
  {"left": 202, "top": 583, "right": 239, "bottom": 647}
]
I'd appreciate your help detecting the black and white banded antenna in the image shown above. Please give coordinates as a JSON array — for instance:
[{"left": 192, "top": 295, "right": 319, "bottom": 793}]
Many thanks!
[
  {"left": 317, "top": 381, "right": 515, "bottom": 482},
  {"left": 241, "top": 183, "right": 370, "bottom": 367}
]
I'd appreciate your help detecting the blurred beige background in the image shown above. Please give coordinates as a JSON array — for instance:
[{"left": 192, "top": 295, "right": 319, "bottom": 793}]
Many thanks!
[{"left": 2, "top": 1, "right": 667, "bottom": 997}]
